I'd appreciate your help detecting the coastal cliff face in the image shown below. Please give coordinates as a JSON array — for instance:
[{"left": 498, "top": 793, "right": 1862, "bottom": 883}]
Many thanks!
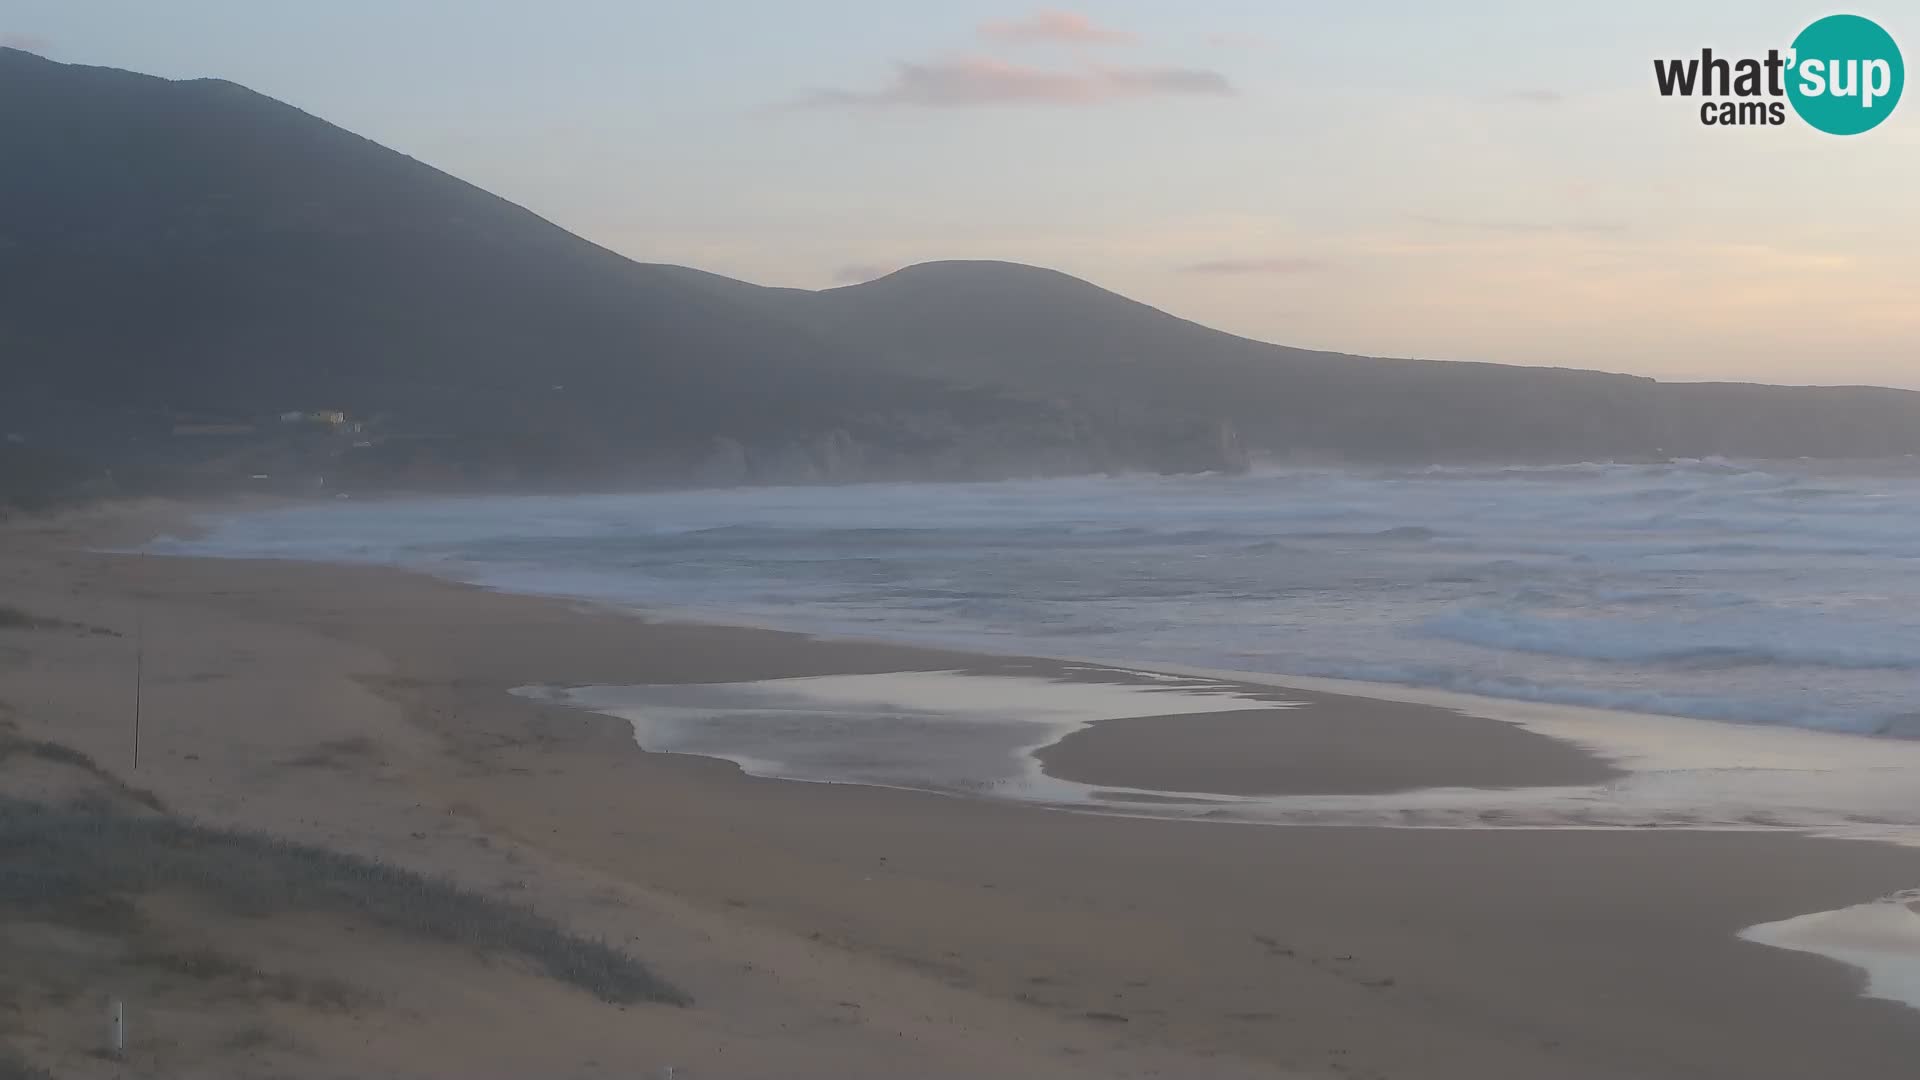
[{"left": 5, "top": 45, "right": 1920, "bottom": 504}]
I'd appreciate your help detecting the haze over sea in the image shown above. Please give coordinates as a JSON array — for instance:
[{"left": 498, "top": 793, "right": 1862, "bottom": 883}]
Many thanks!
[{"left": 154, "top": 459, "right": 1920, "bottom": 739}]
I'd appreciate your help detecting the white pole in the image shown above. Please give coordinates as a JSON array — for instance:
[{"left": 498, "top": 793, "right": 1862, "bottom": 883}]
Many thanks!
[{"left": 108, "top": 997, "right": 125, "bottom": 1057}]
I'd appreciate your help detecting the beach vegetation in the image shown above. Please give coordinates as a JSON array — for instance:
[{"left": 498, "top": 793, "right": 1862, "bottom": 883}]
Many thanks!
[{"left": 0, "top": 797, "right": 686, "bottom": 1006}]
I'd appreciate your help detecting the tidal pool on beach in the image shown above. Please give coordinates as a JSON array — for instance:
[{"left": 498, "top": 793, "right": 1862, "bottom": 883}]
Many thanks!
[
  {"left": 518, "top": 669, "right": 1297, "bottom": 805},
  {"left": 1741, "top": 892, "right": 1920, "bottom": 1012},
  {"left": 524, "top": 664, "right": 1920, "bottom": 1016},
  {"left": 520, "top": 665, "right": 1920, "bottom": 842}
]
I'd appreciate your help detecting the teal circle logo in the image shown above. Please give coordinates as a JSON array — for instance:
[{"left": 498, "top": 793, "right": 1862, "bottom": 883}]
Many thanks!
[{"left": 1787, "top": 14, "right": 1904, "bottom": 134}]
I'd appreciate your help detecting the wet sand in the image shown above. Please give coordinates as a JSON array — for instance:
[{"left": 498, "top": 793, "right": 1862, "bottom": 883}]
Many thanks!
[
  {"left": 1031, "top": 687, "right": 1624, "bottom": 796},
  {"left": 6, "top": 503, "right": 1920, "bottom": 1078},
  {"left": 544, "top": 664, "right": 1624, "bottom": 801}
]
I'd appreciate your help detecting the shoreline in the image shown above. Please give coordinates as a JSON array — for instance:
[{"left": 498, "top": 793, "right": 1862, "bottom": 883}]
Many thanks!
[
  {"left": 8, "top": 501, "right": 1920, "bottom": 1076},
  {"left": 146, "top": 470, "right": 1920, "bottom": 744},
  {"left": 537, "top": 661, "right": 1626, "bottom": 806},
  {"left": 360, "top": 544, "right": 1920, "bottom": 845}
]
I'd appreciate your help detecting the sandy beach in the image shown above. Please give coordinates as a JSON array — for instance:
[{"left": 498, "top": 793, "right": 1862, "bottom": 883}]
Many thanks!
[
  {"left": 1032, "top": 685, "right": 1622, "bottom": 796},
  {"left": 6, "top": 502, "right": 1920, "bottom": 1078}
]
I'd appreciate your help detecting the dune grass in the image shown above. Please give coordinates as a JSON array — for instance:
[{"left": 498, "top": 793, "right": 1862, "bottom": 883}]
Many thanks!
[
  {"left": 127, "top": 943, "right": 367, "bottom": 1010},
  {"left": 0, "top": 604, "right": 116, "bottom": 636},
  {"left": 0, "top": 606, "right": 50, "bottom": 631},
  {"left": 0, "top": 1051, "right": 52, "bottom": 1080},
  {"left": 0, "top": 736, "right": 95, "bottom": 770},
  {"left": 0, "top": 798, "right": 685, "bottom": 1006},
  {"left": 0, "top": 734, "right": 166, "bottom": 812}
]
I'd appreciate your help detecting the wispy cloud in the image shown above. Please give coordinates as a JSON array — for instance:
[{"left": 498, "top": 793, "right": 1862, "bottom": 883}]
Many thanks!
[
  {"left": 795, "top": 57, "right": 1232, "bottom": 108},
  {"left": 0, "top": 31, "right": 53, "bottom": 54},
  {"left": 832, "top": 263, "right": 893, "bottom": 284},
  {"left": 980, "top": 11, "right": 1135, "bottom": 45},
  {"left": 1182, "top": 256, "right": 1331, "bottom": 275}
]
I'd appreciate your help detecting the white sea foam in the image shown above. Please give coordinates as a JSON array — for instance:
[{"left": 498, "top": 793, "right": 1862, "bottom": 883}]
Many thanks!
[
  {"left": 1741, "top": 893, "right": 1920, "bottom": 1011},
  {"left": 529, "top": 662, "right": 1920, "bottom": 1016},
  {"left": 517, "top": 663, "right": 1920, "bottom": 849},
  {"left": 140, "top": 468, "right": 1920, "bottom": 1018},
  {"left": 519, "top": 671, "right": 1295, "bottom": 803},
  {"left": 145, "top": 462, "right": 1920, "bottom": 739}
]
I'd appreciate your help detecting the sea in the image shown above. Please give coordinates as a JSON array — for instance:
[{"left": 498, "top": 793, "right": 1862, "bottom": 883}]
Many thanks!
[{"left": 149, "top": 457, "right": 1920, "bottom": 741}]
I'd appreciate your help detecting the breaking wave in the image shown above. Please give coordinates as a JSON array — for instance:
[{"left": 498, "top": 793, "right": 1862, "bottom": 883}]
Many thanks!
[{"left": 149, "top": 459, "right": 1920, "bottom": 738}]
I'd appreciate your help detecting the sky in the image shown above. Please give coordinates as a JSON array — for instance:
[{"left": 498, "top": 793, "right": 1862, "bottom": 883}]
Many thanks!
[{"left": 5, "top": 1, "right": 1917, "bottom": 387}]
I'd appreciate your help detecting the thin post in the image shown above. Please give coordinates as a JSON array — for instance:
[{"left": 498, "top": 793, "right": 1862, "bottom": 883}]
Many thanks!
[
  {"left": 132, "top": 606, "right": 143, "bottom": 770},
  {"left": 107, "top": 996, "right": 125, "bottom": 1057}
]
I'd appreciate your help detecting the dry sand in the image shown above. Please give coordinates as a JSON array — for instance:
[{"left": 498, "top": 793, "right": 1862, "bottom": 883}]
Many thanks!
[{"left": 4, "top": 501, "right": 1920, "bottom": 1078}]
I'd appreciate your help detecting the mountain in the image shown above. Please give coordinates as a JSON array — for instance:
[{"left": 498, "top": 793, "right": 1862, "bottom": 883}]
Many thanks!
[
  {"left": 0, "top": 47, "right": 1134, "bottom": 489},
  {"left": 3, "top": 47, "right": 1918, "bottom": 501},
  {"left": 797, "top": 261, "right": 1920, "bottom": 461}
]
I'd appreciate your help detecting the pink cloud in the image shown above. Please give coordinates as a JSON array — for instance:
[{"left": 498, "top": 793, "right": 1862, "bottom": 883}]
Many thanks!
[
  {"left": 0, "top": 31, "right": 53, "bottom": 54},
  {"left": 980, "top": 11, "right": 1135, "bottom": 45},
  {"left": 797, "top": 57, "right": 1232, "bottom": 108},
  {"left": 1182, "top": 257, "right": 1331, "bottom": 276}
]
